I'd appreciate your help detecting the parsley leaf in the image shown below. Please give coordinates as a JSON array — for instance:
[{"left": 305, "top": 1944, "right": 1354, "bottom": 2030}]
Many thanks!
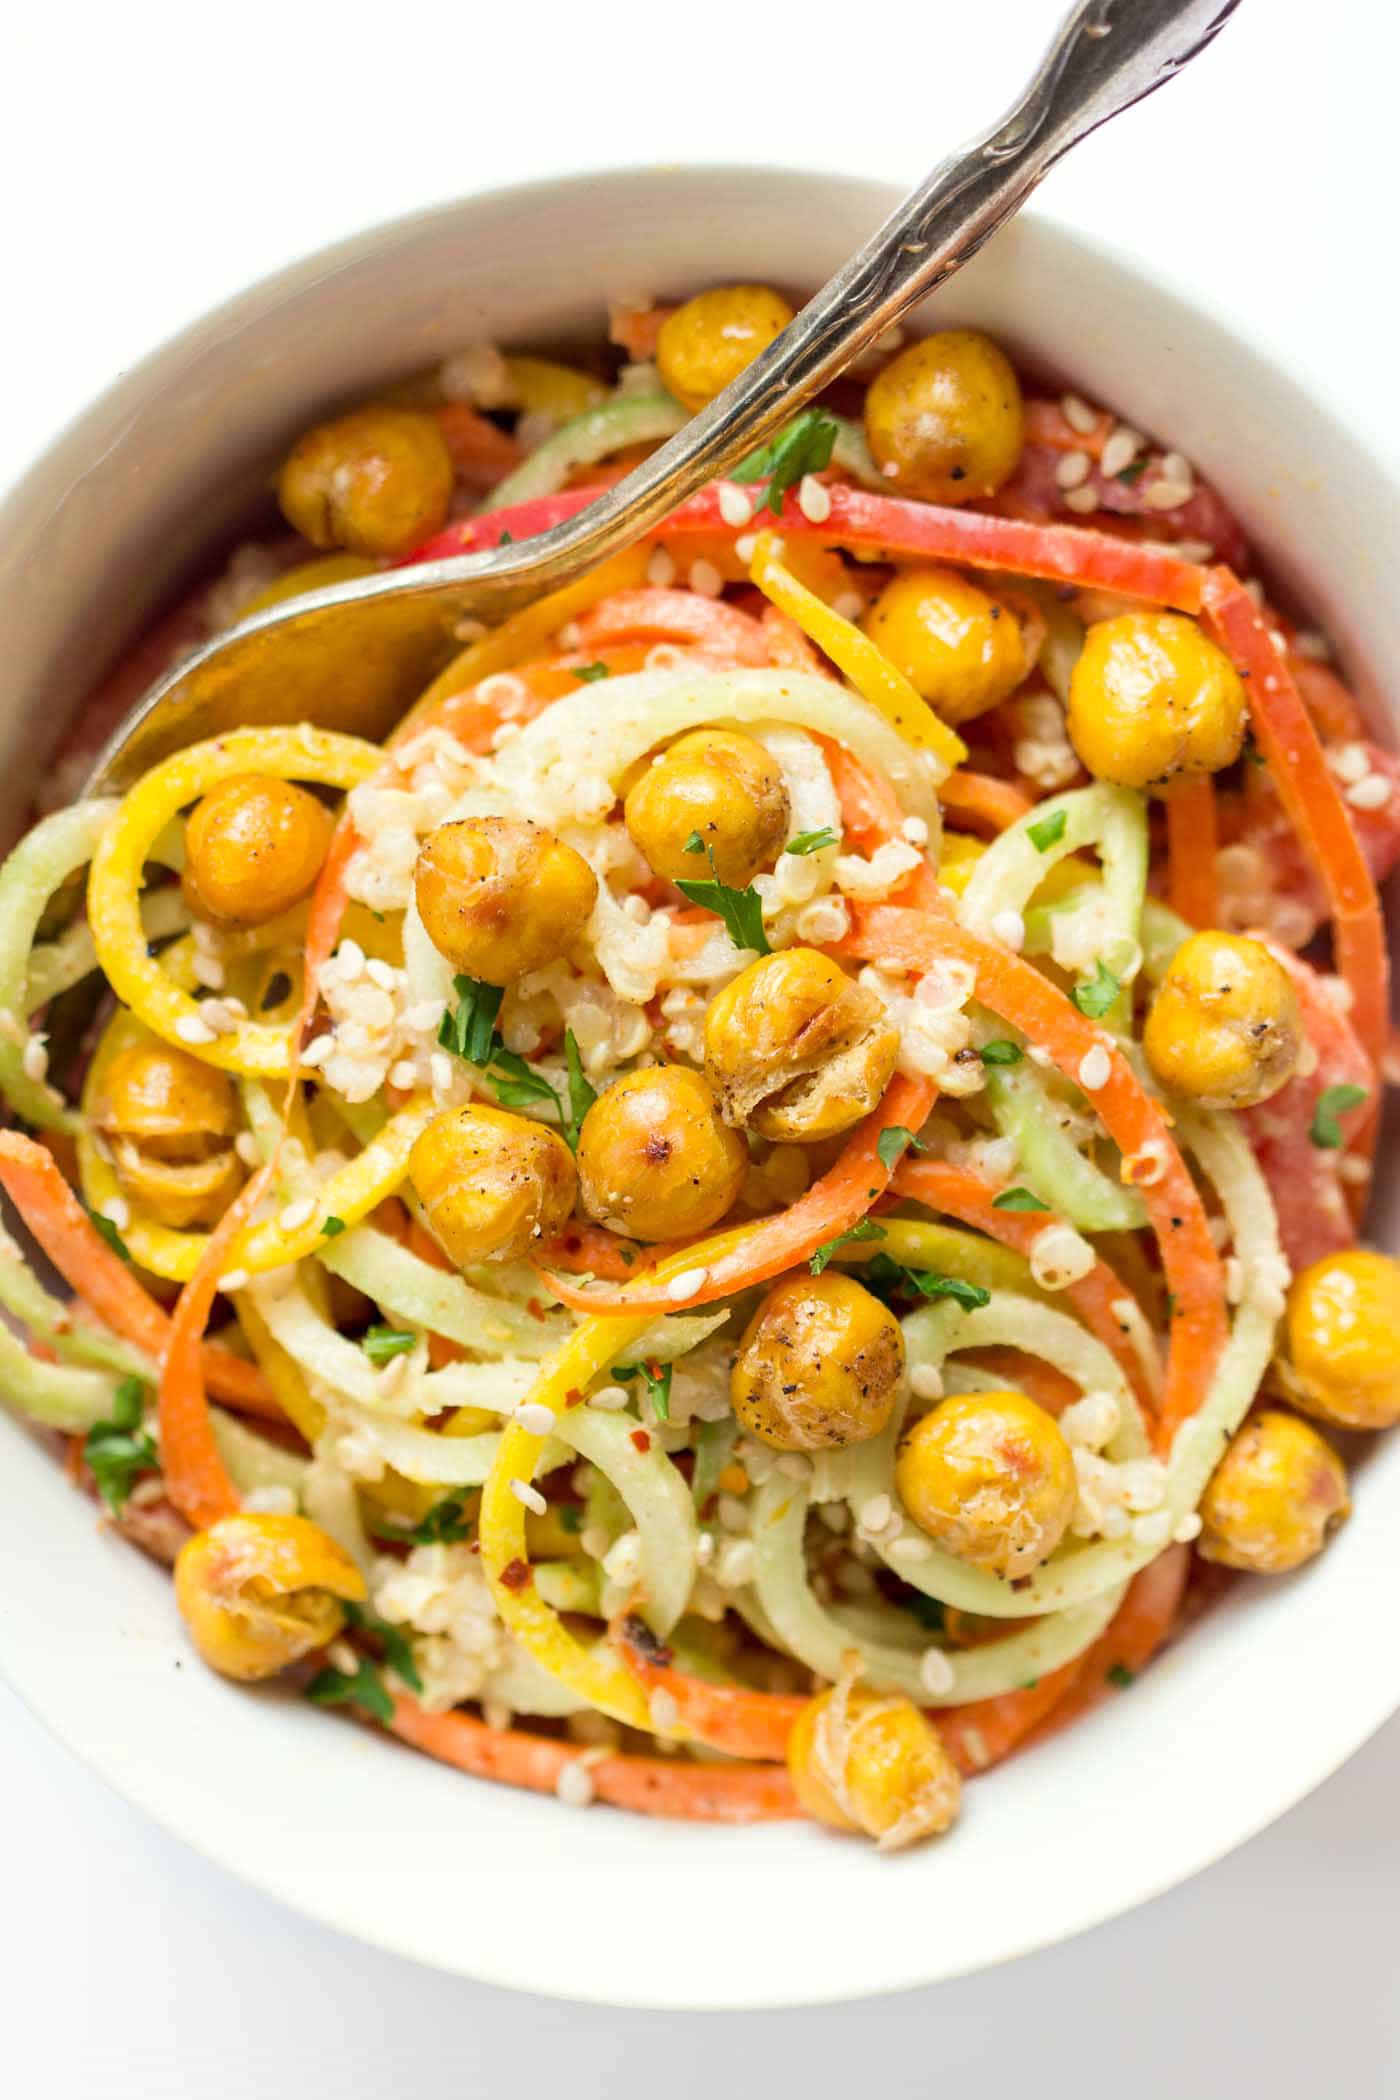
[
  {"left": 321, "top": 1215, "right": 347, "bottom": 1238},
  {"left": 907, "top": 1271, "right": 991, "bottom": 1310},
  {"left": 992, "top": 1186, "right": 1051, "bottom": 1213},
  {"left": 979, "top": 1040, "right": 1024, "bottom": 1067},
  {"left": 676, "top": 855, "right": 770, "bottom": 955},
  {"left": 559, "top": 1502, "right": 584, "bottom": 1535},
  {"left": 343, "top": 1600, "right": 423, "bottom": 1695},
  {"left": 438, "top": 975, "right": 504, "bottom": 1067},
  {"left": 84, "top": 1377, "right": 157, "bottom": 1515},
  {"left": 362, "top": 1326, "right": 417, "bottom": 1365},
  {"left": 1309, "top": 1083, "right": 1368, "bottom": 1149},
  {"left": 562, "top": 1029, "right": 597, "bottom": 1152},
  {"left": 809, "top": 1219, "right": 886, "bottom": 1275},
  {"left": 307, "top": 1656, "right": 394, "bottom": 1725},
  {"left": 1027, "top": 807, "right": 1068, "bottom": 852},
  {"left": 1106, "top": 1662, "right": 1136, "bottom": 1689},
  {"left": 731, "top": 410, "right": 839, "bottom": 515},
  {"left": 785, "top": 827, "right": 840, "bottom": 857},
  {"left": 612, "top": 1359, "right": 673, "bottom": 1420},
  {"left": 486, "top": 1047, "right": 560, "bottom": 1112},
  {"left": 86, "top": 1207, "right": 132, "bottom": 1263},
  {"left": 900, "top": 1592, "right": 946, "bottom": 1632},
  {"left": 1071, "top": 960, "right": 1120, "bottom": 1019},
  {"left": 876, "top": 1125, "right": 931, "bottom": 1172},
  {"left": 683, "top": 830, "right": 708, "bottom": 855},
  {"left": 571, "top": 662, "right": 611, "bottom": 683},
  {"left": 1116, "top": 460, "right": 1147, "bottom": 486},
  {"left": 401, "top": 1493, "right": 474, "bottom": 1544}
]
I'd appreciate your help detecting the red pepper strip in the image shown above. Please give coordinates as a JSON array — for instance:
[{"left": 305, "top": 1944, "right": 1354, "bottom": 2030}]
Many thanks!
[
  {"left": 159, "top": 1164, "right": 278, "bottom": 1529},
  {"left": 387, "top": 1696, "right": 801, "bottom": 1822},
  {"left": 575, "top": 587, "right": 770, "bottom": 664},
  {"left": 837, "top": 904, "right": 1227, "bottom": 1456},
  {"left": 1202, "top": 568, "right": 1390, "bottom": 1082},
  {"left": 537, "top": 1072, "right": 937, "bottom": 1317},
  {"left": 537, "top": 1220, "right": 672, "bottom": 1281},
  {"left": 890, "top": 1158, "right": 1152, "bottom": 1408},
  {"left": 940, "top": 770, "right": 1034, "bottom": 834},
  {"left": 405, "top": 483, "right": 1206, "bottom": 611},
  {"left": 1165, "top": 776, "right": 1219, "bottom": 929}
]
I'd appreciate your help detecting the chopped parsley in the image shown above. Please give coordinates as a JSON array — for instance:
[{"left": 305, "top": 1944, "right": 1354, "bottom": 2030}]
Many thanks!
[
  {"left": 1309, "top": 1082, "right": 1368, "bottom": 1149},
  {"left": 979, "top": 1039, "right": 1024, "bottom": 1066},
  {"left": 731, "top": 409, "right": 839, "bottom": 515},
  {"left": 992, "top": 1186, "right": 1051, "bottom": 1213},
  {"left": 571, "top": 662, "right": 611, "bottom": 683},
  {"left": 809, "top": 1219, "right": 886, "bottom": 1275},
  {"left": 438, "top": 972, "right": 563, "bottom": 1118},
  {"left": 361, "top": 1326, "right": 417, "bottom": 1365},
  {"left": 321, "top": 1215, "right": 347, "bottom": 1238},
  {"left": 613, "top": 1359, "right": 673, "bottom": 1421},
  {"left": 1071, "top": 960, "right": 1120, "bottom": 1019},
  {"left": 86, "top": 1207, "right": 132, "bottom": 1263},
  {"left": 683, "top": 830, "right": 707, "bottom": 854},
  {"left": 562, "top": 1029, "right": 597, "bottom": 1152},
  {"left": 1116, "top": 460, "right": 1147, "bottom": 486},
  {"left": 785, "top": 827, "right": 840, "bottom": 857},
  {"left": 558, "top": 1502, "right": 584, "bottom": 1535},
  {"left": 306, "top": 1655, "right": 394, "bottom": 1725},
  {"left": 876, "top": 1125, "right": 932, "bottom": 1172},
  {"left": 1027, "top": 807, "right": 1068, "bottom": 853},
  {"left": 676, "top": 842, "right": 770, "bottom": 956},
  {"left": 403, "top": 1493, "right": 474, "bottom": 1545},
  {"left": 345, "top": 1601, "right": 422, "bottom": 1695},
  {"left": 1106, "top": 1662, "right": 1136, "bottom": 1689},
  {"left": 900, "top": 1591, "right": 946, "bottom": 1633},
  {"left": 907, "top": 1272, "right": 992, "bottom": 1310},
  {"left": 84, "top": 1377, "right": 157, "bottom": 1515}
]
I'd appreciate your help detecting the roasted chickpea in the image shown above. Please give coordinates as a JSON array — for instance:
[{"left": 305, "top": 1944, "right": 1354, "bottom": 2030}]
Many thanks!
[
  {"left": 787, "top": 1681, "right": 961, "bottom": 1849},
  {"left": 1198, "top": 1407, "right": 1350, "bottom": 1573},
  {"left": 278, "top": 405, "right": 454, "bottom": 558},
  {"left": 864, "top": 330, "right": 1023, "bottom": 505},
  {"left": 1066, "top": 612, "right": 1246, "bottom": 789},
  {"left": 895, "top": 1388, "right": 1076, "bottom": 1580},
  {"left": 410, "top": 1105, "right": 577, "bottom": 1266},
  {"left": 624, "top": 729, "right": 789, "bottom": 886},
  {"left": 174, "top": 1513, "right": 366, "bottom": 1682},
  {"left": 656, "top": 285, "right": 795, "bottom": 412},
  {"left": 731, "top": 1271, "right": 904, "bottom": 1451},
  {"left": 414, "top": 818, "right": 598, "bottom": 986},
  {"left": 575, "top": 1065, "right": 746, "bottom": 1243},
  {"left": 183, "top": 773, "right": 335, "bottom": 928},
  {"left": 862, "top": 567, "right": 1030, "bottom": 725},
  {"left": 1285, "top": 1249, "right": 1400, "bottom": 1429},
  {"left": 703, "top": 948, "right": 899, "bottom": 1143},
  {"left": 97, "top": 1038, "right": 242, "bottom": 1229},
  {"left": 1143, "top": 931, "right": 1301, "bottom": 1110}
]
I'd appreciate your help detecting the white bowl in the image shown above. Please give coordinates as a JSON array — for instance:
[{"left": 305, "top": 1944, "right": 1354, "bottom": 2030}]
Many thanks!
[{"left": 1, "top": 166, "right": 1397, "bottom": 2011}]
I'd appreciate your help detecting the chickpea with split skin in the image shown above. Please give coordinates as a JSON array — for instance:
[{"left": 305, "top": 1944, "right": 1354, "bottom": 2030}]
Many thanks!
[
  {"left": 410, "top": 1105, "right": 577, "bottom": 1267},
  {"left": 624, "top": 729, "right": 789, "bottom": 887},
  {"left": 183, "top": 773, "right": 336, "bottom": 929},
  {"left": 175, "top": 1513, "right": 367, "bottom": 1682},
  {"left": 414, "top": 817, "right": 598, "bottom": 987},
  {"left": 96, "top": 1038, "right": 243, "bottom": 1229},
  {"left": 731, "top": 1271, "right": 905, "bottom": 1451},
  {"left": 703, "top": 947, "right": 899, "bottom": 1145},
  {"left": 864, "top": 329, "right": 1024, "bottom": 505},
  {"left": 1285, "top": 1249, "right": 1400, "bottom": 1430},
  {"left": 656, "top": 285, "right": 795, "bottom": 412},
  {"left": 1198, "top": 1407, "right": 1350, "bottom": 1574},
  {"left": 575, "top": 1064, "right": 746, "bottom": 1243},
  {"left": 278, "top": 405, "right": 455, "bottom": 558},
  {"left": 1067, "top": 611, "right": 1246, "bottom": 790},
  {"left": 862, "top": 565, "right": 1031, "bottom": 726},
  {"left": 1143, "top": 930, "right": 1301, "bottom": 1110},
  {"left": 895, "top": 1388, "right": 1077, "bottom": 1580},
  {"left": 788, "top": 1683, "right": 961, "bottom": 1850}
]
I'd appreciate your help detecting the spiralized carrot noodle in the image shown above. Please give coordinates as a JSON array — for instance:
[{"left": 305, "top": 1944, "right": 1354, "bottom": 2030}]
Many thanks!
[{"left": 11, "top": 296, "right": 1392, "bottom": 1854}]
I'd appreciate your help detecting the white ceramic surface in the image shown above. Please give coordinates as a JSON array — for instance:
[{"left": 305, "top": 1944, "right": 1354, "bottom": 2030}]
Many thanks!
[{"left": 0, "top": 165, "right": 1396, "bottom": 2012}]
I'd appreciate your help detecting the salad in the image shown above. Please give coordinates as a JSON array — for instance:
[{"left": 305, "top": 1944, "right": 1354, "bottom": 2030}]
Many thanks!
[{"left": 2, "top": 282, "right": 1397, "bottom": 1850}]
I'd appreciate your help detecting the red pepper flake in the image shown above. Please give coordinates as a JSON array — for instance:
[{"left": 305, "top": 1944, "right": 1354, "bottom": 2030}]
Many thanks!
[
  {"left": 564, "top": 1385, "right": 584, "bottom": 1409},
  {"left": 526, "top": 1298, "right": 549, "bottom": 1321},
  {"left": 499, "top": 1557, "right": 532, "bottom": 1592},
  {"left": 630, "top": 1429, "right": 652, "bottom": 1453}
]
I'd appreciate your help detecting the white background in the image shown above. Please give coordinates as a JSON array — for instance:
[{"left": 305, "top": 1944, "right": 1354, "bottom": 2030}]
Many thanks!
[{"left": 3, "top": 0, "right": 1399, "bottom": 2092}]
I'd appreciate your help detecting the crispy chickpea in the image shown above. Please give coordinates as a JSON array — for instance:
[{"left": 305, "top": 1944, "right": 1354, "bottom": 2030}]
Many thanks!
[
  {"left": 703, "top": 948, "right": 899, "bottom": 1143},
  {"left": 862, "top": 566, "right": 1030, "bottom": 725},
  {"left": 731, "top": 1271, "right": 904, "bottom": 1451},
  {"left": 864, "top": 330, "right": 1023, "bottom": 505},
  {"left": 410, "top": 1105, "right": 577, "bottom": 1266},
  {"left": 278, "top": 405, "right": 454, "bottom": 558},
  {"left": 174, "top": 1513, "right": 366, "bottom": 1682},
  {"left": 1066, "top": 612, "right": 1246, "bottom": 789},
  {"left": 895, "top": 1388, "right": 1076, "bottom": 1580},
  {"left": 97, "top": 1038, "right": 243, "bottom": 1229},
  {"left": 183, "top": 773, "right": 335, "bottom": 928},
  {"left": 1198, "top": 1407, "right": 1350, "bottom": 1573},
  {"left": 1143, "top": 931, "right": 1301, "bottom": 1110},
  {"left": 624, "top": 729, "right": 789, "bottom": 886},
  {"left": 1284, "top": 1249, "right": 1400, "bottom": 1429},
  {"left": 414, "top": 818, "right": 598, "bottom": 986},
  {"left": 575, "top": 1065, "right": 746, "bottom": 1242},
  {"left": 787, "top": 1681, "right": 961, "bottom": 1849},
  {"left": 656, "top": 285, "right": 795, "bottom": 412}
]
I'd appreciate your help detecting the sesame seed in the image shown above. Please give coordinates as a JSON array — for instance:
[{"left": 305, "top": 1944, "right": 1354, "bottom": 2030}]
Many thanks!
[
  {"left": 557, "top": 620, "right": 583, "bottom": 648},
  {"left": 901, "top": 816, "right": 930, "bottom": 846},
  {"left": 990, "top": 909, "right": 1025, "bottom": 952},
  {"left": 1346, "top": 773, "right": 1391, "bottom": 811},
  {"left": 888, "top": 1534, "right": 933, "bottom": 1563},
  {"left": 101, "top": 1196, "right": 131, "bottom": 1231},
  {"left": 1062, "top": 485, "right": 1099, "bottom": 514},
  {"left": 859, "top": 1494, "right": 892, "bottom": 1533},
  {"left": 1143, "top": 478, "right": 1193, "bottom": 512},
  {"left": 1055, "top": 449, "right": 1092, "bottom": 490},
  {"left": 1078, "top": 1045, "right": 1112, "bottom": 1091},
  {"left": 909, "top": 1363, "right": 943, "bottom": 1402},
  {"left": 1173, "top": 1511, "right": 1203, "bottom": 1543},
  {"left": 555, "top": 1760, "right": 596, "bottom": 1808},
  {"left": 1160, "top": 451, "right": 1194, "bottom": 488},
  {"left": 299, "top": 1035, "right": 332, "bottom": 1069},
  {"left": 1100, "top": 425, "right": 1144, "bottom": 479},
  {"left": 193, "top": 954, "right": 225, "bottom": 990},
  {"left": 277, "top": 1197, "right": 315, "bottom": 1233},
  {"left": 513, "top": 1401, "right": 555, "bottom": 1437},
  {"left": 1328, "top": 742, "right": 1370, "bottom": 783},
  {"left": 234, "top": 1133, "right": 262, "bottom": 1168},
  {"left": 832, "top": 591, "right": 866, "bottom": 623},
  {"left": 666, "top": 1267, "right": 708, "bottom": 1301},
  {"left": 337, "top": 939, "right": 366, "bottom": 980},
  {"left": 689, "top": 558, "right": 723, "bottom": 598},
  {"left": 430, "top": 1051, "right": 455, "bottom": 1093},
  {"left": 20, "top": 1035, "right": 48, "bottom": 1083},
  {"left": 365, "top": 958, "right": 397, "bottom": 991},
  {"left": 920, "top": 1647, "right": 956, "bottom": 1697},
  {"left": 734, "top": 532, "right": 759, "bottom": 564},
  {"left": 388, "top": 1059, "right": 418, "bottom": 1091},
  {"left": 217, "top": 1268, "right": 250, "bottom": 1294},
  {"left": 174, "top": 1013, "right": 216, "bottom": 1046},
  {"left": 717, "top": 481, "right": 754, "bottom": 528},
  {"left": 589, "top": 1383, "right": 630, "bottom": 1411},
  {"left": 510, "top": 1478, "right": 547, "bottom": 1517},
  {"left": 646, "top": 547, "right": 676, "bottom": 588},
  {"left": 797, "top": 474, "right": 832, "bottom": 523},
  {"left": 197, "top": 999, "right": 239, "bottom": 1037},
  {"left": 1061, "top": 393, "right": 1098, "bottom": 436}
]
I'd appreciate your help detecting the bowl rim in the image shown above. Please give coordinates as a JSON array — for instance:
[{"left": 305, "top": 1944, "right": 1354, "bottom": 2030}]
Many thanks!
[{"left": 3, "top": 160, "right": 1399, "bottom": 2010}]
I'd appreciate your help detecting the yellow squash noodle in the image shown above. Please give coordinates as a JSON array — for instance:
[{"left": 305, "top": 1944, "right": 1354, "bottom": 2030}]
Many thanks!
[{"left": 227, "top": 1097, "right": 434, "bottom": 1276}]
